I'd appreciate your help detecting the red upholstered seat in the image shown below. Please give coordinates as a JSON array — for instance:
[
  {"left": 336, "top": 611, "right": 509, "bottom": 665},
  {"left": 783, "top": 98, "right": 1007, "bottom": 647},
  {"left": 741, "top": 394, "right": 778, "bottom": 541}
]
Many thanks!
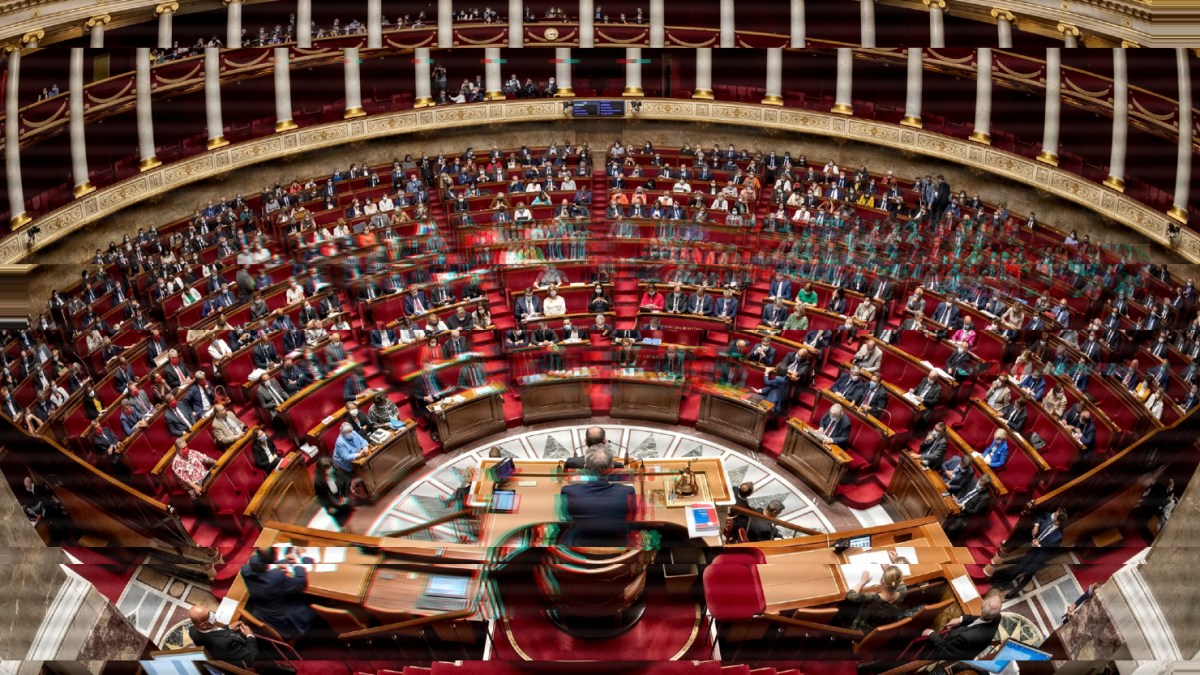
[
  {"left": 702, "top": 558, "right": 765, "bottom": 620},
  {"left": 712, "top": 549, "right": 765, "bottom": 565}
]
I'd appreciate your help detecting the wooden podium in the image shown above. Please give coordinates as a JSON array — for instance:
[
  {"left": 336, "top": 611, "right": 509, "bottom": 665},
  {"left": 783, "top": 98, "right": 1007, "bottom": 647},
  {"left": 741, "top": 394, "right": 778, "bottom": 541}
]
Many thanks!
[
  {"left": 695, "top": 383, "right": 773, "bottom": 449},
  {"left": 886, "top": 451, "right": 959, "bottom": 520},
  {"left": 519, "top": 372, "right": 593, "bottom": 424},
  {"left": 352, "top": 421, "right": 425, "bottom": 500},
  {"left": 610, "top": 374, "right": 683, "bottom": 424},
  {"left": 432, "top": 384, "right": 508, "bottom": 450},
  {"left": 777, "top": 418, "right": 853, "bottom": 502}
]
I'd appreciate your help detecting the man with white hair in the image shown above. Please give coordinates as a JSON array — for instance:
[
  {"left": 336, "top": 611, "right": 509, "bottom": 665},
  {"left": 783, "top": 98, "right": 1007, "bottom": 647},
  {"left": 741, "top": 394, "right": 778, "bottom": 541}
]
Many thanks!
[
  {"left": 333, "top": 422, "right": 370, "bottom": 475},
  {"left": 920, "top": 588, "right": 1003, "bottom": 660},
  {"left": 816, "top": 402, "right": 852, "bottom": 447}
]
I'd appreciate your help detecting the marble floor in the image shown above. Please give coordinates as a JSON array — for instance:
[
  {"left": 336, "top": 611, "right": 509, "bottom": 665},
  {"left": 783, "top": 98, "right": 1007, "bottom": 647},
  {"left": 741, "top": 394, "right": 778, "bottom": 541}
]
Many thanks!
[{"left": 113, "top": 557, "right": 219, "bottom": 649}]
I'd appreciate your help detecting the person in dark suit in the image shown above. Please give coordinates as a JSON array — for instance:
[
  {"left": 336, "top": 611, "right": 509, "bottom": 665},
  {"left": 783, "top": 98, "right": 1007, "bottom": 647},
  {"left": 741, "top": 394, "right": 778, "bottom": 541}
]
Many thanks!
[
  {"left": 916, "top": 422, "right": 948, "bottom": 469},
  {"left": 943, "top": 474, "right": 993, "bottom": 540},
  {"left": 251, "top": 427, "right": 282, "bottom": 473},
  {"left": 908, "top": 375, "right": 942, "bottom": 407},
  {"left": 817, "top": 403, "right": 852, "bottom": 447},
  {"left": 559, "top": 445, "right": 636, "bottom": 547},
  {"left": 514, "top": 288, "right": 542, "bottom": 324},
  {"left": 746, "top": 335, "right": 778, "bottom": 366},
  {"left": 187, "top": 604, "right": 266, "bottom": 669},
  {"left": 746, "top": 499, "right": 784, "bottom": 542},
  {"left": 251, "top": 337, "right": 281, "bottom": 370},
  {"left": 240, "top": 547, "right": 316, "bottom": 640},
  {"left": 688, "top": 287, "right": 714, "bottom": 316},
  {"left": 163, "top": 393, "right": 197, "bottom": 437},
  {"left": 999, "top": 399, "right": 1027, "bottom": 433},
  {"left": 162, "top": 352, "right": 192, "bottom": 389},
  {"left": 919, "top": 589, "right": 1003, "bottom": 660},
  {"left": 993, "top": 509, "right": 1068, "bottom": 598},
  {"left": 857, "top": 372, "right": 889, "bottom": 419},
  {"left": 403, "top": 287, "right": 431, "bottom": 316},
  {"left": 314, "top": 456, "right": 354, "bottom": 526},
  {"left": 830, "top": 368, "right": 868, "bottom": 405},
  {"left": 728, "top": 482, "right": 755, "bottom": 540}
]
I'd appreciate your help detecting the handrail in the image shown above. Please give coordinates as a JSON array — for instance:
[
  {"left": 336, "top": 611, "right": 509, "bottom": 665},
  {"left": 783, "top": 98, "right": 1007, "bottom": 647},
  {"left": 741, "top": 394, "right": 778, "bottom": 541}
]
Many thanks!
[
  {"left": 337, "top": 608, "right": 475, "bottom": 641},
  {"left": 756, "top": 612, "right": 866, "bottom": 640},
  {"left": 728, "top": 504, "right": 823, "bottom": 536}
]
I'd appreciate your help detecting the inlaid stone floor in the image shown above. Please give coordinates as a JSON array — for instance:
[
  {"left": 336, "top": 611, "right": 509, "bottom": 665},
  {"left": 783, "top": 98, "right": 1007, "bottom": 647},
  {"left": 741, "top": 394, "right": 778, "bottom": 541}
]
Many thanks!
[{"left": 113, "top": 559, "right": 219, "bottom": 648}]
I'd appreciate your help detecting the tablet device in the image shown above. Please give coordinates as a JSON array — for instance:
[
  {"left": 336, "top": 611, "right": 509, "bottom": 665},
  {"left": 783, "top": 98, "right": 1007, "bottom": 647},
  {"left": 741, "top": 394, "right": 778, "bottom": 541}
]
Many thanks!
[
  {"left": 849, "top": 535, "right": 872, "bottom": 548},
  {"left": 492, "top": 489, "right": 518, "bottom": 512}
]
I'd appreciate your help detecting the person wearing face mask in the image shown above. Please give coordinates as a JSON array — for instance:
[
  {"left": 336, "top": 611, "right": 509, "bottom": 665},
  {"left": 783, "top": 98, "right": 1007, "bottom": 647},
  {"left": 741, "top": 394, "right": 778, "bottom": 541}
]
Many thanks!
[
  {"left": 82, "top": 387, "right": 105, "bottom": 420},
  {"left": 543, "top": 287, "right": 567, "bottom": 317},
  {"left": 946, "top": 344, "right": 974, "bottom": 380},
  {"left": 163, "top": 392, "right": 197, "bottom": 437},
  {"left": 251, "top": 427, "right": 281, "bottom": 473},
  {"left": 915, "top": 422, "right": 949, "bottom": 469},
  {"left": 858, "top": 372, "right": 889, "bottom": 419},
  {"left": 830, "top": 367, "right": 868, "bottom": 405}
]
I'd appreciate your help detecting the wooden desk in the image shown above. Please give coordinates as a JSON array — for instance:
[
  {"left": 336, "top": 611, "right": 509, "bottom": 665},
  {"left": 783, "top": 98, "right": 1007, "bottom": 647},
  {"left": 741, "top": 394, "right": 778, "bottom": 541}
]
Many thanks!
[
  {"left": 249, "top": 528, "right": 383, "bottom": 604},
  {"left": 519, "top": 370, "right": 594, "bottom": 424},
  {"left": 734, "top": 517, "right": 983, "bottom": 616},
  {"left": 887, "top": 451, "right": 958, "bottom": 521},
  {"left": 352, "top": 421, "right": 425, "bottom": 501},
  {"left": 470, "top": 458, "right": 734, "bottom": 552},
  {"left": 778, "top": 418, "right": 853, "bottom": 502},
  {"left": 244, "top": 453, "right": 318, "bottom": 528},
  {"left": 610, "top": 373, "right": 684, "bottom": 424},
  {"left": 431, "top": 383, "right": 507, "bottom": 450},
  {"left": 695, "top": 382, "right": 773, "bottom": 449}
]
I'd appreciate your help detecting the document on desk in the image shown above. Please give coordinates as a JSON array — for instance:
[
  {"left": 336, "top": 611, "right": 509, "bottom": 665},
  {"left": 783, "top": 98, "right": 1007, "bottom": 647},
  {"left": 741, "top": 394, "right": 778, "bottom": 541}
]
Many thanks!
[
  {"left": 951, "top": 574, "right": 981, "bottom": 602},
  {"left": 839, "top": 563, "right": 912, "bottom": 588}
]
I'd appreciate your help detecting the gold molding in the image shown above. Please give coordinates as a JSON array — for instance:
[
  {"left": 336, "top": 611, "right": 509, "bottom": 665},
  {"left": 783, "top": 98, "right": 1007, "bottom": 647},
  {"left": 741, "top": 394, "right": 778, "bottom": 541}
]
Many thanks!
[
  {"left": 1057, "top": 23, "right": 1080, "bottom": 38},
  {"left": 1104, "top": 175, "right": 1126, "bottom": 192},
  {"left": 990, "top": 8, "right": 1015, "bottom": 24},
  {"left": 9, "top": 99, "right": 1197, "bottom": 265},
  {"left": 483, "top": 91, "right": 505, "bottom": 101},
  {"left": 138, "top": 157, "right": 162, "bottom": 171},
  {"left": 761, "top": 94, "right": 784, "bottom": 106},
  {"left": 274, "top": 119, "right": 297, "bottom": 131},
  {"left": 1121, "top": 39, "right": 1141, "bottom": 47},
  {"left": 10, "top": 213, "right": 32, "bottom": 231},
  {"left": 72, "top": 182, "right": 96, "bottom": 198},
  {"left": 205, "top": 136, "right": 229, "bottom": 150},
  {"left": 154, "top": 2, "right": 179, "bottom": 16},
  {"left": 969, "top": 130, "right": 992, "bottom": 144},
  {"left": 622, "top": 86, "right": 645, "bottom": 97},
  {"left": 900, "top": 115, "right": 923, "bottom": 128},
  {"left": 84, "top": 15, "right": 111, "bottom": 29},
  {"left": 691, "top": 89, "right": 714, "bottom": 100},
  {"left": 923, "top": 0, "right": 947, "bottom": 9},
  {"left": 412, "top": 97, "right": 435, "bottom": 108},
  {"left": 1167, "top": 206, "right": 1188, "bottom": 224},
  {"left": 20, "top": 29, "right": 44, "bottom": 46},
  {"left": 831, "top": 102, "right": 854, "bottom": 115},
  {"left": 1036, "top": 150, "right": 1059, "bottom": 166},
  {"left": 554, "top": 87, "right": 575, "bottom": 97},
  {"left": 343, "top": 107, "right": 366, "bottom": 119}
]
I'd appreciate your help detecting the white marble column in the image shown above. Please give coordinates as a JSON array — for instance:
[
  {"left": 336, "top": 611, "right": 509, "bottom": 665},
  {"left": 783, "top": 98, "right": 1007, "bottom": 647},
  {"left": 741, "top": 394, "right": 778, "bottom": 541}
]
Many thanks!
[
  {"left": 992, "top": 9, "right": 1014, "bottom": 48},
  {"left": 508, "top": 0, "right": 523, "bottom": 47},
  {"left": 649, "top": 0, "right": 665, "bottom": 48},
  {"left": 156, "top": 3, "right": 177, "bottom": 50},
  {"left": 204, "top": 49, "right": 228, "bottom": 148},
  {"left": 414, "top": 48, "right": 434, "bottom": 107},
  {"left": 367, "top": 0, "right": 382, "bottom": 48},
  {"left": 5, "top": 50, "right": 29, "bottom": 228},
  {"left": 623, "top": 48, "right": 644, "bottom": 97},
  {"left": 763, "top": 48, "right": 783, "bottom": 105},
  {"left": 1038, "top": 48, "right": 1061, "bottom": 165},
  {"left": 926, "top": 0, "right": 945, "bottom": 49},
  {"left": 1105, "top": 48, "right": 1128, "bottom": 191},
  {"left": 901, "top": 48, "right": 923, "bottom": 127},
  {"left": 579, "top": 0, "right": 595, "bottom": 47},
  {"left": 86, "top": 15, "right": 110, "bottom": 48},
  {"left": 1058, "top": 23, "right": 1079, "bottom": 48},
  {"left": 790, "top": 0, "right": 806, "bottom": 47},
  {"left": 135, "top": 48, "right": 160, "bottom": 170},
  {"left": 693, "top": 48, "right": 714, "bottom": 99},
  {"left": 860, "top": 0, "right": 876, "bottom": 49},
  {"left": 438, "top": 0, "right": 452, "bottom": 47},
  {"left": 1169, "top": 48, "right": 1191, "bottom": 223},
  {"left": 555, "top": 48, "right": 574, "bottom": 97},
  {"left": 343, "top": 47, "right": 365, "bottom": 118},
  {"left": 833, "top": 48, "right": 853, "bottom": 115},
  {"left": 68, "top": 49, "right": 94, "bottom": 197},
  {"left": 273, "top": 48, "right": 296, "bottom": 130},
  {"left": 720, "top": 0, "right": 735, "bottom": 48},
  {"left": 970, "top": 48, "right": 993, "bottom": 144},
  {"left": 225, "top": 0, "right": 243, "bottom": 48},
  {"left": 484, "top": 48, "right": 503, "bottom": 100},
  {"left": 297, "top": 0, "right": 312, "bottom": 47}
]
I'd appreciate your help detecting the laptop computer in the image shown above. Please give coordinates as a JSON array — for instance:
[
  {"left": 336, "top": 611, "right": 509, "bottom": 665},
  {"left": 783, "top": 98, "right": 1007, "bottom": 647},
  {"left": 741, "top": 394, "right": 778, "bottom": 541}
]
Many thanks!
[
  {"left": 416, "top": 575, "right": 471, "bottom": 612},
  {"left": 962, "top": 639, "right": 1052, "bottom": 673}
]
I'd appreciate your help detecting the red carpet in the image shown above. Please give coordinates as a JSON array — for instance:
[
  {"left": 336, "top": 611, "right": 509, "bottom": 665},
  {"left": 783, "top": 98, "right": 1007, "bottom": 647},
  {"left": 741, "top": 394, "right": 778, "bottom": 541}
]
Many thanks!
[
  {"left": 490, "top": 583, "right": 711, "bottom": 664},
  {"left": 64, "top": 546, "right": 143, "bottom": 604}
]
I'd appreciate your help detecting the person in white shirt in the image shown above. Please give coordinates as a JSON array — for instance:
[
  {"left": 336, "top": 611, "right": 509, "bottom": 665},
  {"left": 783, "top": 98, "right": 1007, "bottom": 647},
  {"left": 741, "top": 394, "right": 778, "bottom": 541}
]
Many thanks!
[
  {"left": 672, "top": 179, "right": 692, "bottom": 193},
  {"left": 363, "top": 199, "right": 379, "bottom": 216},
  {"left": 525, "top": 182, "right": 541, "bottom": 193},
  {"left": 285, "top": 282, "right": 305, "bottom": 305},
  {"left": 710, "top": 195, "right": 729, "bottom": 212},
  {"left": 792, "top": 207, "right": 811, "bottom": 224},
  {"left": 560, "top": 176, "right": 577, "bottom": 191},
  {"left": 378, "top": 195, "right": 395, "bottom": 212},
  {"left": 543, "top": 288, "right": 567, "bottom": 317},
  {"left": 251, "top": 245, "right": 271, "bottom": 263},
  {"left": 207, "top": 334, "right": 233, "bottom": 362}
]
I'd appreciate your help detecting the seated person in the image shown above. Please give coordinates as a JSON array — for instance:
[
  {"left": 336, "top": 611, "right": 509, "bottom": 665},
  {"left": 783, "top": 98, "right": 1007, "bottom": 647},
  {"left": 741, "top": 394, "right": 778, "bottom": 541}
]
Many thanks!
[
  {"left": 559, "top": 445, "right": 637, "bottom": 547},
  {"left": 239, "top": 547, "right": 316, "bottom": 641},
  {"left": 918, "top": 590, "right": 1003, "bottom": 660},
  {"left": 830, "top": 367, "right": 868, "bottom": 405},
  {"left": 837, "top": 564, "right": 908, "bottom": 633},
  {"left": 761, "top": 298, "right": 788, "bottom": 329},
  {"left": 943, "top": 474, "right": 993, "bottom": 540},
  {"left": 857, "top": 371, "right": 889, "bottom": 419},
  {"left": 713, "top": 289, "right": 740, "bottom": 322},
  {"left": 906, "top": 374, "right": 942, "bottom": 407},
  {"left": 915, "top": 422, "right": 948, "bottom": 469},
  {"left": 816, "top": 403, "right": 852, "bottom": 446},
  {"left": 746, "top": 335, "right": 777, "bottom": 366}
]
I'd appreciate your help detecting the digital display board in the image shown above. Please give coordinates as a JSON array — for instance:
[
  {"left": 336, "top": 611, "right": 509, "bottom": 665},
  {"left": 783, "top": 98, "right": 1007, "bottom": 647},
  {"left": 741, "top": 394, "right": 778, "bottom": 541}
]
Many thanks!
[{"left": 572, "top": 100, "right": 626, "bottom": 117}]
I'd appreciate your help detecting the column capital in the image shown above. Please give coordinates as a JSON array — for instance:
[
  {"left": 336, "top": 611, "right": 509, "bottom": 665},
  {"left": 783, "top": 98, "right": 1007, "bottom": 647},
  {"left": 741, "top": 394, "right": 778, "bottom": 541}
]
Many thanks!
[
  {"left": 1056, "top": 23, "right": 1079, "bottom": 38},
  {"left": 85, "top": 15, "right": 112, "bottom": 29},
  {"left": 1121, "top": 39, "right": 1140, "bottom": 48},
  {"left": 155, "top": 2, "right": 179, "bottom": 16},
  {"left": 922, "top": 0, "right": 946, "bottom": 10},
  {"left": 223, "top": 0, "right": 243, "bottom": 3},
  {"left": 990, "top": 8, "right": 1015, "bottom": 23},
  {"left": 20, "top": 29, "right": 44, "bottom": 46}
]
